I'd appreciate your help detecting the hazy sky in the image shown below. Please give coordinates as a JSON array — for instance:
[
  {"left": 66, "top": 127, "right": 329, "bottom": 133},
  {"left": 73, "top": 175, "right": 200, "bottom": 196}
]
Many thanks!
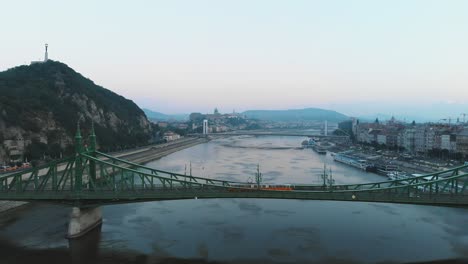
[{"left": 1, "top": 0, "right": 468, "bottom": 119}]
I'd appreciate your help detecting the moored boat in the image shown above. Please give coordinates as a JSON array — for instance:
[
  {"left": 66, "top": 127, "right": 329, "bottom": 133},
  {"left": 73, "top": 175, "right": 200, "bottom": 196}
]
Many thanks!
[
  {"left": 333, "top": 153, "right": 375, "bottom": 171},
  {"left": 375, "top": 162, "right": 399, "bottom": 176},
  {"left": 312, "top": 146, "right": 327, "bottom": 155}
]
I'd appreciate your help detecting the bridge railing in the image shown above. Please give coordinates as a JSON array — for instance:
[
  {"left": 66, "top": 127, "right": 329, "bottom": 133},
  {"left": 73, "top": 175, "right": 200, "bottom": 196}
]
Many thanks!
[
  {"left": 81, "top": 153, "right": 240, "bottom": 192},
  {"left": 0, "top": 149, "right": 467, "bottom": 207},
  {"left": 293, "top": 163, "right": 468, "bottom": 191},
  {"left": 64, "top": 153, "right": 468, "bottom": 198},
  {"left": 92, "top": 151, "right": 247, "bottom": 186},
  {"left": 0, "top": 157, "right": 76, "bottom": 193},
  {"left": 94, "top": 149, "right": 468, "bottom": 193}
]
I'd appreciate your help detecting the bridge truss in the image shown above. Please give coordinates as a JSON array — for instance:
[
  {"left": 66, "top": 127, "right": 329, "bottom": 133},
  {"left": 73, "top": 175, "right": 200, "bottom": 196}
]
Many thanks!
[{"left": 0, "top": 127, "right": 467, "bottom": 207}]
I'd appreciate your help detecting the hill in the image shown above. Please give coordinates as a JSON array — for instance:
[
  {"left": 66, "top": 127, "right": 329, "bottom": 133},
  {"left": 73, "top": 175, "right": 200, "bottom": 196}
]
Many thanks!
[
  {"left": 0, "top": 60, "right": 152, "bottom": 162},
  {"left": 142, "top": 108, "right": 188, "bottom": 121},
  {"left": 242, "top": 108, "right": 348, "bottom": 122}
]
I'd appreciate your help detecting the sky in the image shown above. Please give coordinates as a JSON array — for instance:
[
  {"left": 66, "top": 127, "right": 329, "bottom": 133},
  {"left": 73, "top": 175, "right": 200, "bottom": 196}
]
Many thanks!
[{"left": 1, "top": 0, "right": 468, "bottom": 120}]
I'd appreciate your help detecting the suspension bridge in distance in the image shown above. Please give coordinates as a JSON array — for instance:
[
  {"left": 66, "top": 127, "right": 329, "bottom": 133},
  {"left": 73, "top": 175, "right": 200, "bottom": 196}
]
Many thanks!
[
  {"left": 0, "top": 125, "right": 467, "bottom": 238},
  {"left": 190, "top": 129, "right": 350, "bottom": 139}
]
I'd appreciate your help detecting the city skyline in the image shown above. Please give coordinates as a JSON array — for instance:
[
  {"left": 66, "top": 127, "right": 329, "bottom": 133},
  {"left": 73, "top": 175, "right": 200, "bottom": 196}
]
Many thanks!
[{"left": 1, "top": 0, "right": 468, "bottom": 119}]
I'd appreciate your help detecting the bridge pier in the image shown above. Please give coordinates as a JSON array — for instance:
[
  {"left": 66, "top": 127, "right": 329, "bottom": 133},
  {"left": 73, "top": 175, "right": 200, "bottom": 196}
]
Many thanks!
[{"left": 67, "top": 207, "right": 102, "bottom": 239}]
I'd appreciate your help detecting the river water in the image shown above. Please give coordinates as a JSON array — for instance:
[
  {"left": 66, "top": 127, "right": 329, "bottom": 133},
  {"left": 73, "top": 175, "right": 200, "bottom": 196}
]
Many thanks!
[{"left": 0, "top": 136, "right": 467, "bottom": 264}]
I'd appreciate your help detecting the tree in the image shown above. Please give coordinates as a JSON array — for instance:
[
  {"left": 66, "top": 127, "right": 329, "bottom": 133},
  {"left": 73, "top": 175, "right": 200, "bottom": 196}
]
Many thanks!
[
  {"left": 189, "top": 112, "right": 204, "bottom": 122},
  {"left": 0, "top": 61, "right": 153, "bottom": 155},
  {"left": 24, "top": 139, "right": 48, "bottom": 161}
]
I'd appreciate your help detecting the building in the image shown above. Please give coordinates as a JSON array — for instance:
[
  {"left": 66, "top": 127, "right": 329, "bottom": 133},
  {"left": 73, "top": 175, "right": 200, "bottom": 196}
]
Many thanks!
[
  {"left": 384, "top": 128, "right": 401, "bottom": 148},
  {"left": 2, "top": 135, "right": 26, "bottom": 162},
  {"left": 203, "top": 120, "right": 208, "bottom": 135},
  {"left": 414, "top": 126, "right": 427, "bottom": 153},
  {"left": 456, "top": 129, "right": 468, "bottom": 157},
  {"left": 368, "top": 129, "right": 381, "bottom": 144},
  {"left": 402, "top": 128, "right": 416, "bottom": 153},
  {"left": 440, "top": 135, "right": 452, "bottom": 151},
  {"left": 178, "top": 124, "right": 189, "bottom": 129},
  {"left": 377, "top": 134, "right": 387, "bottom": 145},
  {"left": 211, "top": 125, "right": 229, "bottom": 133},
  {"left": 414, "top": 125, "right": 438, "bottom": 153},
  {"left": 353, "top": 119, "right": 466, "bottom": 156},
  {"left": 157, "top": 122, "right": 168, "bottom": 128},
  {"left": 163, "top": 132, "right": 180, "bottom": 141},
  {"left": 440, "top": 134, "right": 457, "bottom": 153},
  {"left": 356, "top": 123, "right": 371, "bottom": 143},
  {"left": 425, "top": 127, "right": 436, "bottom": 151}
]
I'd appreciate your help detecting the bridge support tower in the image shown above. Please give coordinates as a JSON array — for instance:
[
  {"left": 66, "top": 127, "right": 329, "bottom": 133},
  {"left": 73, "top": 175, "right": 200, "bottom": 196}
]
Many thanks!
[
  {"left": 67, "top": 121, "right": 102, "bottom": 239},
  {"left": 67, "top": 207, "right": 103, "bottom": 238}
]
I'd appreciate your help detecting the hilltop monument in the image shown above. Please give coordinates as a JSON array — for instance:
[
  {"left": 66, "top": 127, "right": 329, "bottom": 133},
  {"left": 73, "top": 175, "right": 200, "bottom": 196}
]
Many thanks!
[
  {"left": 45, "top": 43, "right": 48, "bottom": 61},
  {"left": 31, "top": 44, "right": 49, "bottom": 64}
]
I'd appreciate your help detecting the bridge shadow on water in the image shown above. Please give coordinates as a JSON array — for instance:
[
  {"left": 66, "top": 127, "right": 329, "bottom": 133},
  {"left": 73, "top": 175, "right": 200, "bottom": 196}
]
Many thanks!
[
  {"left": 0, "top": 226, "right": 466, "bottom": 264},
  {"left": 0, "top": 226, "right": 225, "bottom": 264}
]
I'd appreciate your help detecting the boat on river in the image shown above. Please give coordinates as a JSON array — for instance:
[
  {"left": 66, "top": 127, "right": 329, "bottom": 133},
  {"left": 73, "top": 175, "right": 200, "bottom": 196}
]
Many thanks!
[
  {"left": 375, "top": 162, "right": 399, "bottom": 176},
  {"left": 333, "top": 153, "right": 375, "bottom": 172},
  {"left": 312, "top": 146, "right": 327, "bottom": 155},
  {"left": 387, "top": 171, "right": 409, "bottom": 181},
  {"left": 302, "top": 138, "right": 318, "bottom": 148}
]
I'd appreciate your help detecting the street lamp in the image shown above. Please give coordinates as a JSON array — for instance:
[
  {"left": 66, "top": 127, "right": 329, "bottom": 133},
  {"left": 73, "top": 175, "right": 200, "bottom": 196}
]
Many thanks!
[{"left": 255, "top": 164, "right": 262, "bottom": 189}]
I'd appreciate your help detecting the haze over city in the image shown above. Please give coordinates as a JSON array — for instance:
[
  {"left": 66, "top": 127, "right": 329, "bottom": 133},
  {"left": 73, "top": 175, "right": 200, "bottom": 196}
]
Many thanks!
[{"left": 2, "top": 0, "right": 468, "bottom": 120}]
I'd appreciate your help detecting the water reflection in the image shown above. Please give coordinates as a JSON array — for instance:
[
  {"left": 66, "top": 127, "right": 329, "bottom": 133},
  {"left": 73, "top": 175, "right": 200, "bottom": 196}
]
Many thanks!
[
  {"left": 0, "top": 136, "right": 467, "bottom": 264},
  {"left": 68, "top": 224, "right": 102, "bottom": 264},
  {"left": 146, "top": 136, "right": 387, "bottom": 185}
]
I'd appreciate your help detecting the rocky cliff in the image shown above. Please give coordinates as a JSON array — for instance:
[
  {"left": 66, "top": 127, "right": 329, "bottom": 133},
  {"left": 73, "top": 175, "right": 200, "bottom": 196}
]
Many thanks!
[{"left": 0, "top": 61, "right": 152, "bottom": 163}]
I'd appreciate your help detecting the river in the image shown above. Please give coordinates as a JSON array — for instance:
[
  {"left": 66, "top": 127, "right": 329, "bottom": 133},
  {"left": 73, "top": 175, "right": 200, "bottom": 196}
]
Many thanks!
[{"left": 0, "top": 136, "right": 467, "bottom": 263}]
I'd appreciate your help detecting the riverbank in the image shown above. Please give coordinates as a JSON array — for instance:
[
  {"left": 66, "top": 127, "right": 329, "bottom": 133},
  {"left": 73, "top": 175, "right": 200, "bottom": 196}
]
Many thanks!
[
  {"left": 0, "top": 137, "right": 209, "bottom": 213},
  {"left": 113, "top": 137, "right": 210, "bottom": 164},
  {"left": 326, "top": 140, "right": 466, "bottom": 177}
]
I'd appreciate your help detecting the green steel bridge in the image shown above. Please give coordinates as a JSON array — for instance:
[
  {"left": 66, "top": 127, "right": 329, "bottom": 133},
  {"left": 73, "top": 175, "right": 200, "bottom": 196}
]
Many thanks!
[{"left": 1, "top": 126, "right": 468, "bottom": 208}]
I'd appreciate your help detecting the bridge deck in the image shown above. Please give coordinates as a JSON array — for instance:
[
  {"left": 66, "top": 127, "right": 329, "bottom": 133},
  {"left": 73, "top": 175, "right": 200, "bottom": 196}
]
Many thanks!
[{"left": 0, "top": 150, "right": 466, "bottom": 207}]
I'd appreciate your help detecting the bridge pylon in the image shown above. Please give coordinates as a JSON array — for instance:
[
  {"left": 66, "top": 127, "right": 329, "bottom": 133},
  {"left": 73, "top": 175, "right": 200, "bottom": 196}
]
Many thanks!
[
  {"left": 88, "top": 122, "right": 97, "bottom": 190},
  {"left": 74, "top": 121, "right": 83, "bottom": 193},
  {"left": 67, "top": 207, "right": 102, "bottom": 238},
  {"left": 68, "top": 120, "right": 102, "bottom": 239}
]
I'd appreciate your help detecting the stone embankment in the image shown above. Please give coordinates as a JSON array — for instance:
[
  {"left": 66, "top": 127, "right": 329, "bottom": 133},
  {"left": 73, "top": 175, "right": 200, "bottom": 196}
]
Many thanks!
[
  {"left": 392, "top": 160, "right": 436, "bottom": 174},
  {"left": 0, "top": 137, "right": 209, "bottom": 213},
  {"left": 114, "top": 137, "right": 209, "bottom": 164},
  {"left": 0, "top": 201, "right": 28, "bottom": 212}
]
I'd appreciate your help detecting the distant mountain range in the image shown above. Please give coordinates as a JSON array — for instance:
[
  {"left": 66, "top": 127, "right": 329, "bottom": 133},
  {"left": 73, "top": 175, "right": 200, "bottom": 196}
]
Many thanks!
[
  {"left": 143, "top": 108, "right": 188, "bottom": 121},
  {"left": 142, "top": 107, "right": 348, "bottom": 123},
  {"left": 242, "top": 108, "right": 348, "bottom": 122}
]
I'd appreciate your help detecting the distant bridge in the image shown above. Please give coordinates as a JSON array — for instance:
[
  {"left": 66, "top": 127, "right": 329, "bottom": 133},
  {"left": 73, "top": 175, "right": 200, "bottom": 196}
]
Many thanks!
[{"left": 195, "top": 130, "right": 349, "bottom": 139}]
